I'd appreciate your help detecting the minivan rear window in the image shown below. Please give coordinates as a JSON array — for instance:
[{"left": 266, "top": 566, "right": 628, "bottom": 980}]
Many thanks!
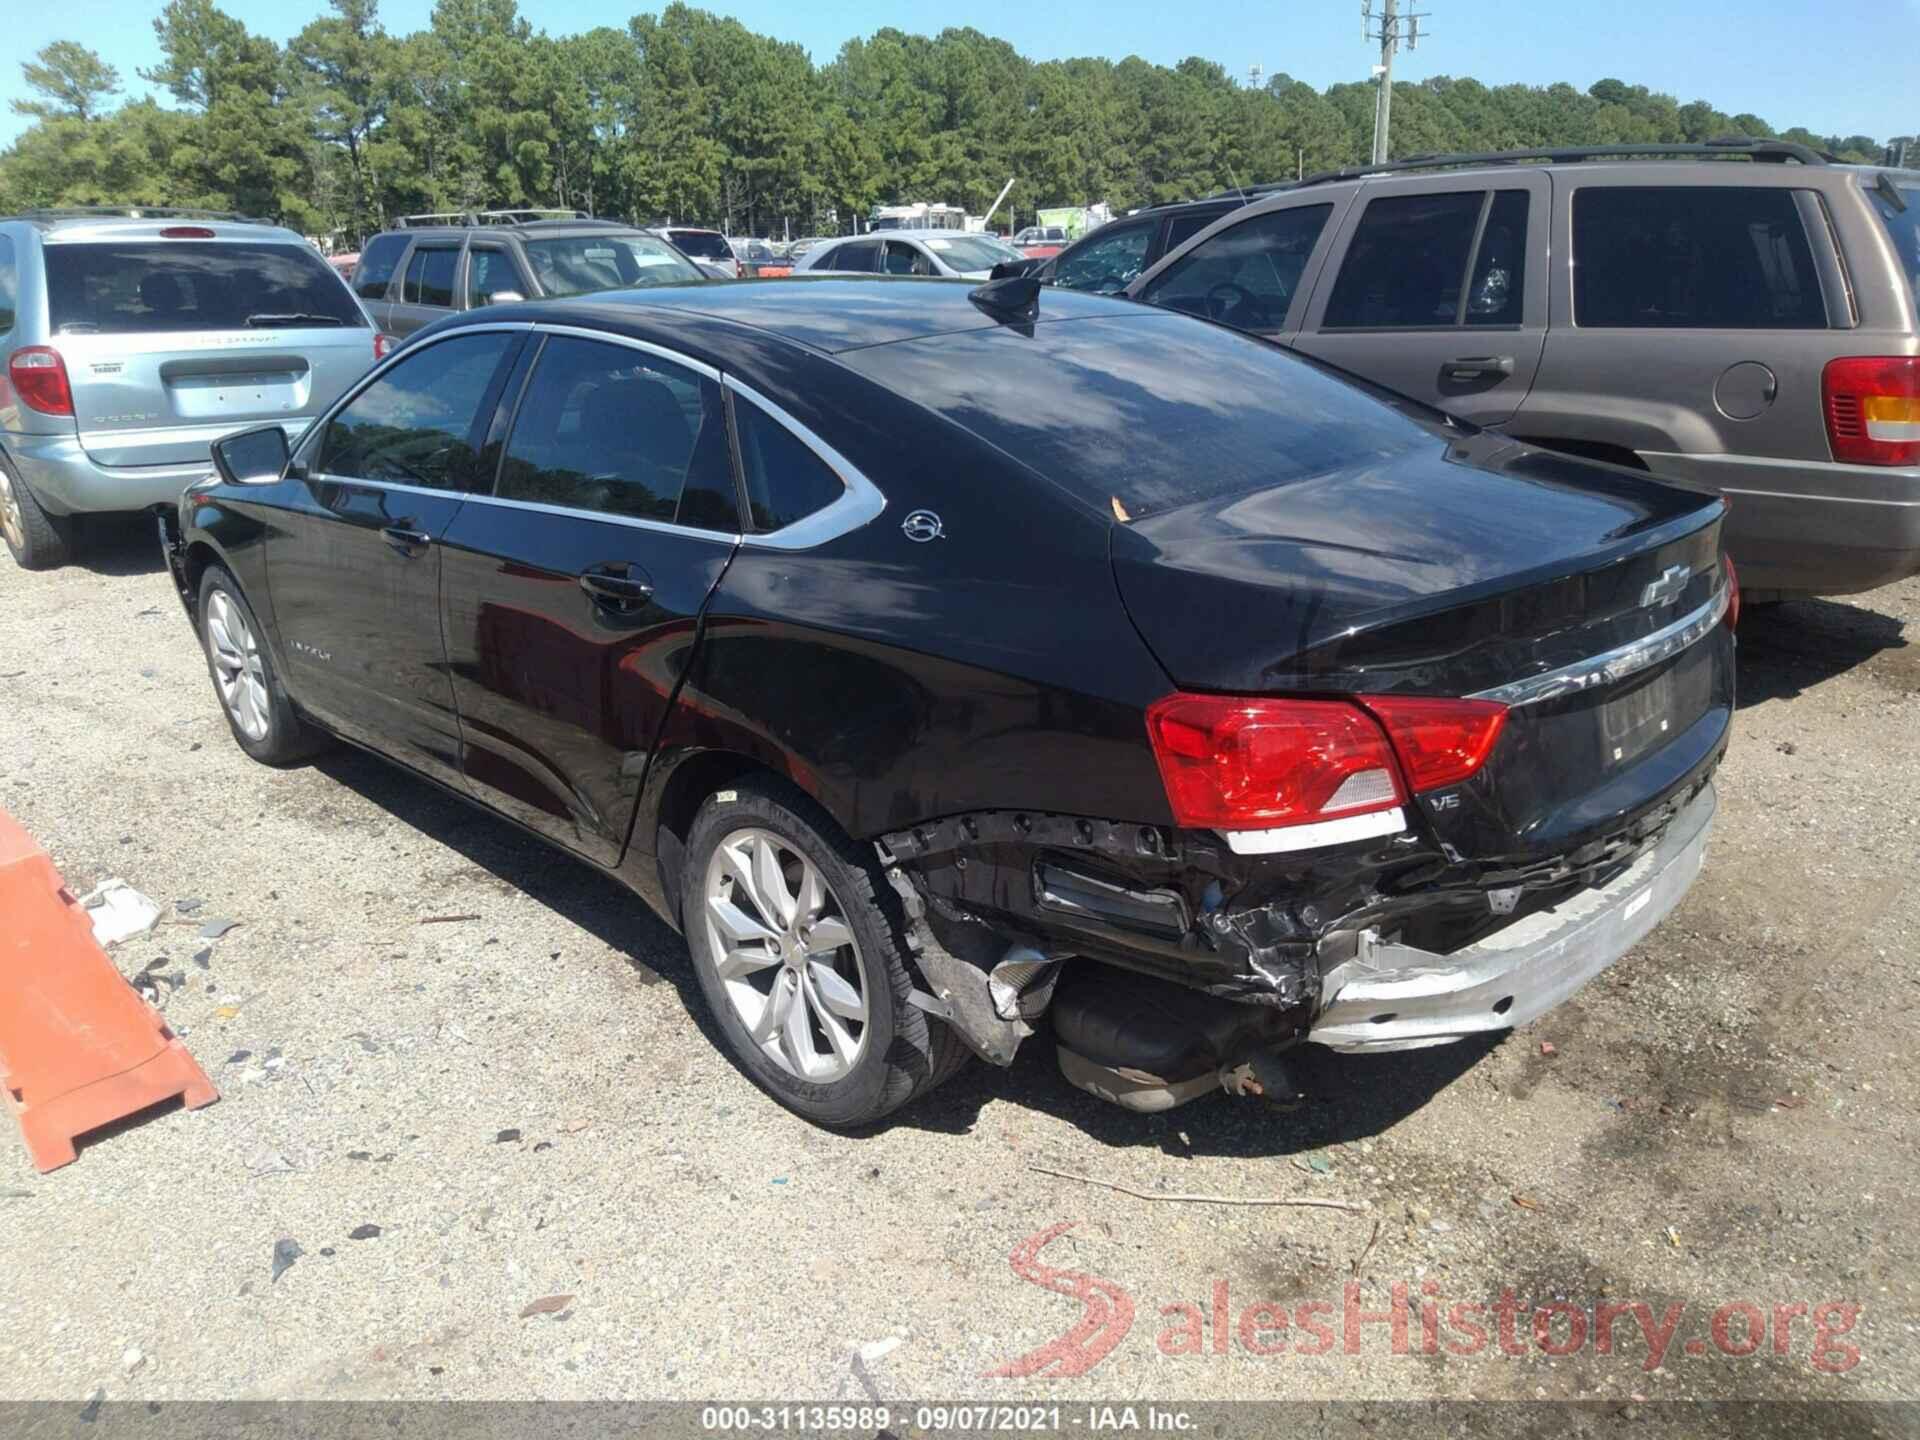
[
  {"left": 44, "top": 241, "right": 365, "bottom": 334},
  {"left": 1574, "top": 187, "right": 1826, "bottom": 329},
  {"left": 668, "top": 230, "right": 731, "bottom": 260},
  {"left": 1868, "top": 181, "right": 1920, "bottom": 304}
]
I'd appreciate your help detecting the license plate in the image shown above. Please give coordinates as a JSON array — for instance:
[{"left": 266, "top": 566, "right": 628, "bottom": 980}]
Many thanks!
[{"left": 1600, "top": 668, "right": 1677, "bottom": 766}]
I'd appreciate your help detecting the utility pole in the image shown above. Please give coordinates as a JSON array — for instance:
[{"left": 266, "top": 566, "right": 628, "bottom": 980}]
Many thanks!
[{"left": 1362, "top": 0, "right": 1428, "bottom": 165}]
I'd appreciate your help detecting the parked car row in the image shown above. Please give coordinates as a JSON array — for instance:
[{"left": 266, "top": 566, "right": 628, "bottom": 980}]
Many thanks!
[{"left": 1037, "top": 141, "right": 1920, "bottom": 600}]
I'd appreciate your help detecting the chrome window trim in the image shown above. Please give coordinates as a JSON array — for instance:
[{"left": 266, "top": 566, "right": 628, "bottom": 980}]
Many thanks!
[
  {"left": 722, "top": 374, "right": 888, "bottom": 550},
  {"left": 293, "top": 318, "right": 882, "bottom": 548},
  {"left": 1469, "top": 584, "right": 1730, "bottom": 709}
]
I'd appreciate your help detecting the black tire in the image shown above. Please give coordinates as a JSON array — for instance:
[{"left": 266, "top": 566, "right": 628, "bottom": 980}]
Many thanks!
[
  {"left": 681, "top": 778, "right": 971, "bottom": 1128},
  {"left": 0, "top": 454, "right": 74, "bottom": 571},
  {"left": 197, "top": 564, "right": 329, "bottom": 765}
]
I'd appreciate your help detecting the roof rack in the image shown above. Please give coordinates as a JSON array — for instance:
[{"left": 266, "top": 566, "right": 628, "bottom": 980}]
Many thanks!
[
  {"left": 395, "top": 208, "right": 594, "bottom": 228},
  {"left": 8, "top": 205, "right": 272, "bottom": 225},
  {"left": 1205, "top": 137, "right": 1836, "bottom": 203}
]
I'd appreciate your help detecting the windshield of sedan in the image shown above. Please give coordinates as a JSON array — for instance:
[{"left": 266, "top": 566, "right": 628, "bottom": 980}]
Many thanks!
[
  {"left": 523, "top": 235, "right": 701, "bottom": 295},
  {"left": 921, "top": 236, "right": 1023, "bottom": 271}
]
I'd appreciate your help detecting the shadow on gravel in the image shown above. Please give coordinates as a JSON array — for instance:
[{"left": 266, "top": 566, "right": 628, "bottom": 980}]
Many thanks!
[
  {"left": 904, "top": 1026, "right": 1501, "bottom": 1157},
  {"left": 311, "top": 746, "right": 733, "bottom": 1054},
  {"left": 72, "top": 513, "right": 168, "bottom": 577},
  {"left": 1735, "top": 597, "right": 1911, "bottom": 707},
  {"left": 313, "top": 741, "right": 1504, "bottom": 1154}
]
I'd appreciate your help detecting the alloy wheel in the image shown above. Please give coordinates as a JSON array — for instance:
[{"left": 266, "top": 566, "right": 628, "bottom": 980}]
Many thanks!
[
  {"left": 701, "top": 826, "right": 869, "bottom": 1082},
  {"left": 205, "top": 589, "right": 271, "bottom": 742},
  {"left": 0, "top": 468, "right": 24, "bottom": 555}
]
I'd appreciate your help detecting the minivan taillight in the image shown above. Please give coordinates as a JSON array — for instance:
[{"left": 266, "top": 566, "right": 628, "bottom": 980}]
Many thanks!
[
  {"left": 7, "top": 346, "right": 74, "bottom": 417},
  {"left": 1823, "top": 356, "right": 1920, "bottom": 465}
]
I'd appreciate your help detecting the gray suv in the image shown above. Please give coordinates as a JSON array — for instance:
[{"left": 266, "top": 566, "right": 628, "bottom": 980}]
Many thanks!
[
  {"left": 1126, "top": 141, "right": 1920, "bottom": 601},
  {"left": 1, "top": 209, "right": 377, "bottom": 570},
  {"left": 353, "top": 213, "right": 705, "bottom": 337}
]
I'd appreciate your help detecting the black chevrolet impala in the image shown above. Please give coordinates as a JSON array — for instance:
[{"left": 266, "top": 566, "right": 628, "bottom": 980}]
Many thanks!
[{"left": 161, "top": 276, "right": 1735, "bottom": 1126}]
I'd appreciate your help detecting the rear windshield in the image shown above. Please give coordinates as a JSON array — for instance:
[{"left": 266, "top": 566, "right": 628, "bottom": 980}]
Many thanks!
[
  {"left": 44, "top": 241, "right": 366, "bottom": 334},
  {"left": 849, "top": 311, "right": 1433, "bottom": 520},
  {"left": 668, "top": 230, "right": 732, "bottom": 260},
  {"left": 1868, "top": 181, "right": 1920, "bottom": 304},
  {"left": 525, "top": 234, "right": 701, "bottom": 294}
]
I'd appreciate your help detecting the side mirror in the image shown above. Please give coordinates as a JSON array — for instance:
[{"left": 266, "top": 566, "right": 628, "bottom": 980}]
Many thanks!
[
  {"left": 211, "top": 425, "right": 290, "bottom": 486},
  {"left": 483, "top": 289, "right": 525, "bottom": 306}
]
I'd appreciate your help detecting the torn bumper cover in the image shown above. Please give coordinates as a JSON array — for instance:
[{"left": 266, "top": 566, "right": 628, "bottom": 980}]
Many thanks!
[{"left": 1310, "top": 783, "right": 1716, "bottom": 1052}]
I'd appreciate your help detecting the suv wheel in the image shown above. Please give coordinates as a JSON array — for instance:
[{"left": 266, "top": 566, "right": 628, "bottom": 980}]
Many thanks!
[
  {"left": 682, "top": 780, "right": 971, "bottom": 1127},
  {"left": 0, "top": 456, "right": 73, "bottom": 571},
  {"left": 198, "top": 565, "right": 328, "bottom": 765}
]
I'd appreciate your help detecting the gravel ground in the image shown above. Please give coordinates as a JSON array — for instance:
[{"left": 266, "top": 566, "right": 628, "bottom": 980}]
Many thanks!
[{"left": 0, "top": 517, "right": 1914, "bottom": 1407}]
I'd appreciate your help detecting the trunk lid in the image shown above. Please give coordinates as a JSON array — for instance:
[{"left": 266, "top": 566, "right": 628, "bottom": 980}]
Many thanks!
[{"left": 1112, "top": 433, "right": 1733, "bottom": 863}]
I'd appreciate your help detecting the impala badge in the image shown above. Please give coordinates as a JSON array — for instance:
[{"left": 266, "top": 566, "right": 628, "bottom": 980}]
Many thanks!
[
  {"left": 902, "top": 510, "right": 945, "bottom": 543},
  {"left": 1640, "top": 564, "right": 1691, "bottom": 608}
]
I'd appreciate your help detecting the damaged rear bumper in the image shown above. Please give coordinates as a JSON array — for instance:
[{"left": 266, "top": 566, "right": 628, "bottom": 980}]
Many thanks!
[{"left": 1309, "top": 783, "right": 1716, "bottom": 1052}]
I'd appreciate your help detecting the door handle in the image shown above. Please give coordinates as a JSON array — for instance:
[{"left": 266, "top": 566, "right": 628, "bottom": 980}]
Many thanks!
[
  {"left": 578, "top": 567, "right": 655, "bottom": 613},
  {"left": 1442, "top": 354, "right": 1515, "bottom": 381},
  {"left": 382, "top": 525, "right": 433, "bottom": 553}
]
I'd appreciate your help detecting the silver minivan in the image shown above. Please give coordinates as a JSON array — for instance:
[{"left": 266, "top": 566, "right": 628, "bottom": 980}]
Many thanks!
[{"left": 0, "top": 209, "right": 381, "bottom": 569}]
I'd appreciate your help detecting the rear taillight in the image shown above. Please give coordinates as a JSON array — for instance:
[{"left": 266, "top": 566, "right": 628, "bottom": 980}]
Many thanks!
[
  {"left": 1823, "top": 356, "right": 1920, "bottom": 465},
  {"left": 7, "top": 346, "right": 74, "bottom": 416},
  {"left": 1723, "top": 553, "right": 1740, "bottom": 629},
  {"left": 373, "top": 333, "right": 396, "bottom": 361},
  {"left": 1145, "top": 694, "right": 1407, "bottom": 831},
  {"left": 1356, "top": 695, "right": 1510, "bottom": 793}
]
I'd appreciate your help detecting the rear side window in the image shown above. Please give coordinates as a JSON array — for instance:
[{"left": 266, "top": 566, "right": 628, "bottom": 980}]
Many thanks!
[
  {"left": 1574, "top": 187, "right": 1826, "bottom": 329},
  {"left": 1142, "top": 204, "right": 1333, "bottom": 330},
  {"left": 42, "top": 241, "right": 365, "bottom": 335},
  {"left": 0, "top": 234, "right": 15, "bottom": 336},
  {"left": 1867, "top": 181, "right": 1920, "bottom": 305},
  {"left": 823, "top": 240, "right": 879, "bottom": 273},
  {"left": 495, "top": 335, "right": 732, "bottom": 526},
  {"left": 1324, "top": 191, "right": 1485, "bottom": 328},
  {"left": 733, "top": 399, "right": 845, "bottom": 533},
  {"left": 668, "top": 230, "right": 731, "bottom": 261},
  {"left": 353, "top": 233, "right": 408, "bottom": 300},
  {"left": 317, "top": 332, "right": 517, "bottom": 490},
  {"left": 402, "top": 246, "right": 459, "bottom": 308},
  {"left": 1466, "top": 189, "right": 1527, "bottom": 325}
]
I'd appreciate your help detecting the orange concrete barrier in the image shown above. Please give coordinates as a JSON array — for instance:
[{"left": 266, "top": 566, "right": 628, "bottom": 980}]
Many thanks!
[{"left": 0, "top": 810, "right": 216, "bottom": 1172}]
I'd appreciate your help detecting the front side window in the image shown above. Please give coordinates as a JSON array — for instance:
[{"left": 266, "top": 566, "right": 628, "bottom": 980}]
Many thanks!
[
  {"left": 42, "top": 241, "right": 365, "bottom": 335},
  {"left": 1142, "top": 204, "right": 1334, "bottom": 331},
  {"left": 734, "top": 398, "right": 845, "bottom": 533},
  {"left": 402, "top": 246, "right": 459, "bottom": 308},
  {"left": 1574, "top": 187, "right": 1826, "bottom": 329},
  {"left": 353, "top": 233, "right": 408, "bottom": 300},
  {"left": 467, "top": 247, "right": 527, "bottom": 307},
  {"left": 316, "top": 332, "right": 517, "bottom": 489},
  {"left": 1324, "top": 191, "right": 1485, "bottom": 328},
  {"left": 495, "top": 335, "right": 733, "bottom": 526},
  {"left": 1053, "top": 223, "right": 1153, "bottom": 293},
  {"left": 524, "top": 234, "right": 701, "bottom": 296},
  {"left": 883, "top": 240, "right": 933, "bottom": 276}
]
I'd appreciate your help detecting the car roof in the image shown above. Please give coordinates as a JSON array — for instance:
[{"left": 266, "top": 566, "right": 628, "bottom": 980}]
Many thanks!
[
  {"left": 8, "top": 214, "right": 308, "bottom": 243},
  {"left": 494, "top": 275, "right": 1146, "bottom": 357},
  {"left": 379, "top": 220, "right": 647, "bottom": 241}
]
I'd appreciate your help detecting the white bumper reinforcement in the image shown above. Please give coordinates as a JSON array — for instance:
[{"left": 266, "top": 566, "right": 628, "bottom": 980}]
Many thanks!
[{"left": 1309, "top": 783, "right": 1716, "bottom": 1052}]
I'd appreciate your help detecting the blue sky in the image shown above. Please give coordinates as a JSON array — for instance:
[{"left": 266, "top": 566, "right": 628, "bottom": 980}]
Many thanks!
[{"left": 3, "top": 0, "right": 1912, "bottom": 148}]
